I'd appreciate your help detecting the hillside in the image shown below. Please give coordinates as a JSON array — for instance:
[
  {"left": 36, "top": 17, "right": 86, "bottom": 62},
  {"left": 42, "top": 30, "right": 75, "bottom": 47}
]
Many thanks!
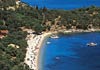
[{"left": 0, "top": 0, "right": 100, "bottom": 70}]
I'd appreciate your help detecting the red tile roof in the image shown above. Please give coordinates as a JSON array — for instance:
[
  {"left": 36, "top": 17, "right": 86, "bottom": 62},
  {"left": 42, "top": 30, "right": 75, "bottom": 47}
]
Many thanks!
[
  {"left": 0, "top": 35, "right": 4, "bottom": 39},
  {"left": 0, "top": 30, "right": 8, "bottom": 34},
  {"left": 0, "top": 30, "right": 8, "bottom": 39}
]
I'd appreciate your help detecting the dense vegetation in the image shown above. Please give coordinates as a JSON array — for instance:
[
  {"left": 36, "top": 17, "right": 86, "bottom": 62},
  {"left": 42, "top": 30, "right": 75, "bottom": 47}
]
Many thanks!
[
  {"left": 13, "top": 5, "right": 100, "bottom": 31},
  {"left": 0, "top": 0, "right": 100, "bottom": 70}
]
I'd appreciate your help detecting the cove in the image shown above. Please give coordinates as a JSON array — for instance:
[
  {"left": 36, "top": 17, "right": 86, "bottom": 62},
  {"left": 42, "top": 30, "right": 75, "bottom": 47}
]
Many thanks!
[{"left": 39, "top": 32, "right": 100, "bottom": 70}]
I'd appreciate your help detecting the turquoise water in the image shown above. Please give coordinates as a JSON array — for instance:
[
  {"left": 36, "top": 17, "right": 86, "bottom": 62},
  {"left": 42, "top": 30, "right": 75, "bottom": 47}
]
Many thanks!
[
  {"left": 21, "top": 0, "right": 100, "bottom": 10},
  {"left": 39, "top": 32, "right": 100, "bottom": 70}
]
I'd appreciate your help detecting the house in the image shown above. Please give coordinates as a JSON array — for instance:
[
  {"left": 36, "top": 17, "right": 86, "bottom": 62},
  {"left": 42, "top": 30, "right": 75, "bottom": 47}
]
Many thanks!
[
  {"left": 0, "top": 35, "right": 4, "bottom": 39},
  {"left": 16, "top": 0, "right": 21, "bottom": 5},
  {"left": 6, "top": 6, "right": 16, "bottom": 11},
  {"left": 0, "top": 30, "right": 8, "bottom": 39},
  {"left": 7, "top": 0, "right": 21, "bottom": 10},
  {"left": 0, "top": 30, "right": 8, "bottom": 35}
]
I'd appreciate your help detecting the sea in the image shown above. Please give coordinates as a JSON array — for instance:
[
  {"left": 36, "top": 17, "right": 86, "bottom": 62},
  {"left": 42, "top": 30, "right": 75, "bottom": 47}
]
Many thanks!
[
  {"left": 21, "top": 0, "right": 100, "bottom": 10},
  {"left": 20, "top": 0, "right": 100, "bottom": 70},
  {"left": 39, "top": 32, "right": 100, "bottom": 70}
]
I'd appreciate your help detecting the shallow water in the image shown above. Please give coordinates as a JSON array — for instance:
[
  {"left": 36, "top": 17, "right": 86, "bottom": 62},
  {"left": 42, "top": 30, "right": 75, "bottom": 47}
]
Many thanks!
[
  {"left": 21, "top": 0, "right": 100, "bottom": 10},
  {"left": 39, "top": 32, "right": 100, "bottom": 70}
]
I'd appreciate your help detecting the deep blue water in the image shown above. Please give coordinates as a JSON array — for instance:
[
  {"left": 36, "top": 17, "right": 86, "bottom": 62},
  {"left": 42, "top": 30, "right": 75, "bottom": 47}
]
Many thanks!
[
  {"left": 21, "top": 0, "right": 100, "bottom": 10},
  {"left": 39, "top": 32, "right": 100, "bottom": 70}
]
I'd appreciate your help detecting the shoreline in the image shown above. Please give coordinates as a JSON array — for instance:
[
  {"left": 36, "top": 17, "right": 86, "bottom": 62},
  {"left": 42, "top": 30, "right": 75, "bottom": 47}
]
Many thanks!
[
  {"left": 24, "top": 32, "right": 52, "bottom": 70},
  {"left": 36, "top": 32, "right": 53, "bottom": 70},
  {"left": 24, "top": 29, "right": 100, "bottom": 70}
]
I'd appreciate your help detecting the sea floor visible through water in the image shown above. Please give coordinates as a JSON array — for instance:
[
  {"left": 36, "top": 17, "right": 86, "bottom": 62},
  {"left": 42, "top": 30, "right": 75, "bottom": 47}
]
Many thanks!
[{"left": 39, "top": 32, "right": 100, "bottom": 70}]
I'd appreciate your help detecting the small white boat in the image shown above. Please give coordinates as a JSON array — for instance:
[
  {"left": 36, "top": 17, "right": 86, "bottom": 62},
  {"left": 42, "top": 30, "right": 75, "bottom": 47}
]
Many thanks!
[
  {"left": 47, "top": 42, "right": 51, "bottom": 44},
  {"left": 50, "top": 35, "right": 59, "bottom": 39},
  {"left": 87, "top": 42, "right": 97, "bottom": 47},
  {"left": 55, "top": 57, "right": 60, "bottom": 60}
]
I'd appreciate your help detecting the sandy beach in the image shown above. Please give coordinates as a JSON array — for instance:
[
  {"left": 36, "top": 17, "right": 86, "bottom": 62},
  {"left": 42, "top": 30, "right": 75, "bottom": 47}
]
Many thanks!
[
  {"left": 24, "top": 29, "right": 100, "bottom": 70},
  {"left": 24, "top": 32, "right": 52, "bottom": 70}
]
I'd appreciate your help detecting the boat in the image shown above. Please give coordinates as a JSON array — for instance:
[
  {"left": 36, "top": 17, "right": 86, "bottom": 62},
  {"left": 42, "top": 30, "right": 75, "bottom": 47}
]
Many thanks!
[
  {"left": 55, "top": 57, "right": 60, "bottom": 60},
  {"left": 50, "top": 35, "right": 59, "bottom": 39},
  {"left": 47, "top": 42, "right": 51, "bottom": 44},
  {"left": 87, "top": 42, "right": 97, "bottom": 47}
]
